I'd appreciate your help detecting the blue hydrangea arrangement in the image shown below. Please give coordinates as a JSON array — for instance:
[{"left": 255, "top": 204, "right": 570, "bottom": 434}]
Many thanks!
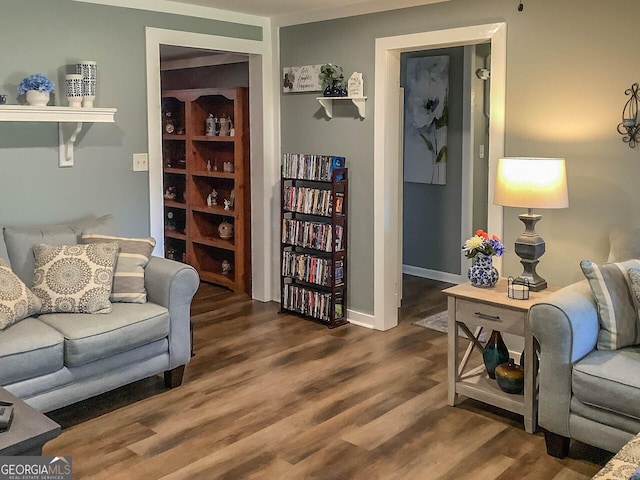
[{"left": 17, "top": 74, "right": 55, "bottom": 95}]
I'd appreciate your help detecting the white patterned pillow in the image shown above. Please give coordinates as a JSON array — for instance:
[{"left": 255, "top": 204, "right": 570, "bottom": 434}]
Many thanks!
[
  {"left": 81, "top": 233, "right": 156, "bottom": 303},
  {"left": 0, "top": 258, "right": 41, "bottom": 330},
  {"left": 629, "top": 268, "right": 640, "bottom": 303},
  {"left": 31, "top": 243, "right": 118, "bottom": 314},
  {"left": 581, "top": 259, "right": 640, "bottom": 350}
]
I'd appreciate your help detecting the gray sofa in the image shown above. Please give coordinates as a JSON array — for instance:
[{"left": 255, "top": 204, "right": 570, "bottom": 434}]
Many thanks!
[
  {"left": 0, "top": 215, "right": 199, "bottom": 413},
  {"left": 529, "top": 227, "right": 640, "bottom": 458}
]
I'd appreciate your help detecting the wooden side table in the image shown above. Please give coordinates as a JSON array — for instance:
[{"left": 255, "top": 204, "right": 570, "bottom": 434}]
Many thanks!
[
  {"left": 443, "top": 279, "right": 556, "bottom": 433},
  {"left": 0, "top": 388, "right": 60, "bottom": 455}
]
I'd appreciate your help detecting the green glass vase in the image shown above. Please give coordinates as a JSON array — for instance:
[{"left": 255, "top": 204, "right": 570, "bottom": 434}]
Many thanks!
[{"left": 482, "top": 330, "right": 509, "bottom": 379}]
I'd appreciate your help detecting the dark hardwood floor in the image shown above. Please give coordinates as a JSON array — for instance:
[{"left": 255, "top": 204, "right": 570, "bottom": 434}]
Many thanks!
[{"left": 43, "top": 275, "right": 611, "bottom": 479}]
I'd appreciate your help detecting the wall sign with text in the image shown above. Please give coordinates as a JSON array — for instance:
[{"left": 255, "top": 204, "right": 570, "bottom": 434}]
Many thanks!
[{"left": 282, "top": 65, "right": 322, "bottom": 93}]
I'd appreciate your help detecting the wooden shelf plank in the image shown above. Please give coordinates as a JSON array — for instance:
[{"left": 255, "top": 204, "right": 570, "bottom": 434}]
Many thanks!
[
  {"left": 164, "top": 200, "right": 186, "bottom": 209},
  {"left": 191, "top": 235, "right": 235, "bottom": 251},
  {"left": 164, "top": 167, "right": 187, "bottom": 175},
  {"left": 164, "top": 230, "right": 186, "bottom": 240},
  {"left": 198, "top": 270, "right": 236, "bottom": 288},
  {"left": 191, "top": 205, "right": 235, "bottom": 217},
  {"left": 456, "top": 369, "right": 525, "bottom": 414},
  {"left": 191, "top": 170, "right": 236, "bottom": 179},
  {"left": 192, "top": 135, "right": 237, "bottom": 142}
]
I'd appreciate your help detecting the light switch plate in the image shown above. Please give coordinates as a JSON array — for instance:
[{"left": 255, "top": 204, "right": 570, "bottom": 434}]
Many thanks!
[{"left": 133, "top": 153, "right": 149, "bottom": 171}]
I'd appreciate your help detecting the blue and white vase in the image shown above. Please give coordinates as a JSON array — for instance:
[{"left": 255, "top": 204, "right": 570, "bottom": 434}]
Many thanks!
[
  {"left": 65, "top": 74, "right": 84, "bottom": 107},
  {"left": 76, "top": 61, "right": 97, "bottom": 108},
  {"left": 468, "top": 253, "right": 499, "bottom": 288}
]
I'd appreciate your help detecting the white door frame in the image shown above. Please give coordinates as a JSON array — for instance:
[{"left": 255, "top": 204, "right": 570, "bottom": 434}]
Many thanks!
[
  {"left": 145, "top": 26, "right": 277, "bottom": 302},
  {"left": 373, "top": 23, "right": 506, "bottom": 331}
]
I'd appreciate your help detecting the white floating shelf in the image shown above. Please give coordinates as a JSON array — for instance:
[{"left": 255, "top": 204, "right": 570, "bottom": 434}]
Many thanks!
[
  {"left": 0, "top": 105, "right": 117, "bottom": 167},
  {"left": 0, "top": 105, "right": 116, "bottom": 122},
  {"left": 316, "top": 96, "right": 367, "bottom": 119}
]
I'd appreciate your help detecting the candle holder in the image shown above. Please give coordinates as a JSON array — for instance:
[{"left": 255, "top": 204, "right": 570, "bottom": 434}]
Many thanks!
[
  {"left": 508, "top": 276, "right": 530, "bottom": 300},
  {"left": 617, "top": 83, "right": 640, "bottom": 148}
]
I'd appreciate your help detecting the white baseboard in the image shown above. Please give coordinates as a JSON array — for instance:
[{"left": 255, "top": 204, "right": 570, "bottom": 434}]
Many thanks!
[
  {"left": 347, "top": 308, "right": 375, "bottom": 329},
  {"left": 402, "top": 264, "right": 464, "bottom": 285}
]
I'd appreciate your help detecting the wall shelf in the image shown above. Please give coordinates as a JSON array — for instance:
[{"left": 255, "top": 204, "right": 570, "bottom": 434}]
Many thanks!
[
  {"left": 316, "top": 97, "right": 367, "bottom": 119},
  {"left": 0, "top": 105, "right": 117, "bottom": 167}
]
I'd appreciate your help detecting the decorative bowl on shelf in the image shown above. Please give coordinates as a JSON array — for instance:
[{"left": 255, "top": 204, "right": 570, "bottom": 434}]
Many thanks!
[
  {"left": 218, "top": 220, "right": 233, "bottom": 239},
  {"left": 495, "top": 358, "right": 524, "bottom": 394}
]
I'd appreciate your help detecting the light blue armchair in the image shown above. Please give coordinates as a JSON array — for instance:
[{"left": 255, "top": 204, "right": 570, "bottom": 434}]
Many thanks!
[{"left": 529, "top": 227, "right": 640, "bottom": 457}]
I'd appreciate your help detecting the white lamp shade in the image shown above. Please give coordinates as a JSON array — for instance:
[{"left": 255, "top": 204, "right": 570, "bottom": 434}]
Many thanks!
[{"left": 494, "top": 157, "right": 569, "bottom": 209}]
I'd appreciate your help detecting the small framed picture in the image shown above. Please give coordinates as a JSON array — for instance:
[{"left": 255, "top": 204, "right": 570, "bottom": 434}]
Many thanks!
[{"left": 282, "top": 65, "right": 322, "bottom": 93}]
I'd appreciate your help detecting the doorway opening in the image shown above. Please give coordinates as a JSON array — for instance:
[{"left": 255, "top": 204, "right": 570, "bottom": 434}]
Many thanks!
[
  {"left": 399, "top": 43, "right": 492, "bottom": 314},
  {"left": 159, "top": 46, "right": 252, "bottom": 294},
  {"left": 373, "top": 23, "right": 507, "bottom": 331},
  {"left": 145, "top": 27, "right": 274, "bottom": 302}
]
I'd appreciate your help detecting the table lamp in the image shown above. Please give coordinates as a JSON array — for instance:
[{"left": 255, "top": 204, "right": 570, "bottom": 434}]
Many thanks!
[{"left": 493, "top": 157, "right": 569, "bottom": 291}]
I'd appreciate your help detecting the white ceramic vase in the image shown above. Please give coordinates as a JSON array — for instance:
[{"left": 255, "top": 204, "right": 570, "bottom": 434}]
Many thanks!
[
  {"left": 76, "top": 61, "right": 97, "bottom": 108},
  {"left": 65, "top": 74, "right": 84, "bottom": 108},
  {"left": 26, "top": 90, "right": 50, "bottom": 107}
]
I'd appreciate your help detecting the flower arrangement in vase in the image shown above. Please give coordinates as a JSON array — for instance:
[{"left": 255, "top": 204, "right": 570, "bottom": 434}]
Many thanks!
[
  {"left": 18, "top": 74, "right": 55, "bottom": 107},
  {"left": 319, "top": 63, "right": 347, "bottom": 97},
  {"left": 462, "top": 229, "right": 504, "bottom": 287}
]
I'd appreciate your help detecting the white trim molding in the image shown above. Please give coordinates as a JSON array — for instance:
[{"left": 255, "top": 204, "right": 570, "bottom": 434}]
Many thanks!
[
  {"left": 73, "top": 0, "right": 268, "bottom": 27},
  {"left": 402, "top": 264, "right": 464, "bottom": 285},
  {"left": 374, "top": 22, "right": 507, "bottom": 331},
  {"left": 73, "top": 0, "right": 449, "bottom": 29},
  {"left": 145, "top": 27, "right": 277, "bottom": 302},
  {"left": 347, "top": 309, "right": 375, "bottom": 329}
]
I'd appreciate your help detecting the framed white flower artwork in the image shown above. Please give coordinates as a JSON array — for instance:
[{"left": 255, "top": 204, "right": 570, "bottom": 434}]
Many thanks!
[{"left": 403, "top": 55, "right": 449, "bottom": 185}]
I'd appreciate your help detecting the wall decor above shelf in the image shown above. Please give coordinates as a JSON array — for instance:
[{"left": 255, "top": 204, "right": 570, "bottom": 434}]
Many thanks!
[
  {"left": 316, "top": 97, "right": 367, "bottom": 119},
  {"left": 0, "top": 105, "right": 117, "bottom": 168}
]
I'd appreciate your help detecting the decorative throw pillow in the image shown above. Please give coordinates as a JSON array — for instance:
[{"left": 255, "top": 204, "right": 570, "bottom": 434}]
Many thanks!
[
  {"left": 0, "top": 258, "right": 41, "bottom": 330},
  {"left": 628, "top": 268, "right": 640, "bottom": 303},
  {"left": 81, "top": 234, "right": 156, "bottom": 303},
  {"left": 580, "top": 259, "right": 640, "bottom": 350},
  {"left": 3, "top": 214, "right": 116, "bottom": 287},
  {"left": 31, "top": 243, "right": 118, "bottom": 314}
]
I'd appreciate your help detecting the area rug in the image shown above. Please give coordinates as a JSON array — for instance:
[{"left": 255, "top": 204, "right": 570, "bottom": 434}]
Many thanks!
[{"left": 413, "top": 311, "right": 488, "bottom": 341}]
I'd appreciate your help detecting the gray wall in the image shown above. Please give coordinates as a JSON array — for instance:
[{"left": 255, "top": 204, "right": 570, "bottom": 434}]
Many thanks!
[
  {"left": 281, "top": 0, "right": 640, "bottom": 315},
  {"left": 401, "top": 47, "right": 464, "bottom": 275},
  {"left": 0, "top": 0, "right": 260, "bottom": 237},
  {"left": 161, "top": 63, "right": 250, "bottom": 90}
]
